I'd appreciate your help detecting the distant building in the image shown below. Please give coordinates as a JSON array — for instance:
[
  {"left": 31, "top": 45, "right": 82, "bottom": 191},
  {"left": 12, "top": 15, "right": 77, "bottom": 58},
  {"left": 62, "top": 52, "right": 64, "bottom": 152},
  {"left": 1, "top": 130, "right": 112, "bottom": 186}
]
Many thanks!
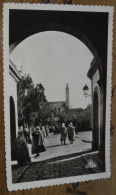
[
  {"left": 48, "top": 83, "right": 69, "bottom": 113},
  {"left": 68, "top": 108, "right": 83, "bottom": 115},
  {"left": 66, "top": 108, "right": 83, "bottom": 121},
  {"left": 76, "top": 104, "right": 92, "bottom": 131},
  {"left": 47, "top": 84, "right": 83, "bottom": 124},
  {"left": 66, "top": 83, "right": 69, "bottom": 108},
  {"left": 48, "top": 101, "right": 66, "bottom": 113}
]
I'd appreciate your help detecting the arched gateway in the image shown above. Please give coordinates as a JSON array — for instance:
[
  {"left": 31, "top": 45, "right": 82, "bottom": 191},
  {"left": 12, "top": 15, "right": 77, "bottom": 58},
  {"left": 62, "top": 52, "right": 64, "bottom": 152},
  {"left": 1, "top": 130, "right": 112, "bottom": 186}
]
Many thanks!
[
  {"left": 10, "top": 23, "right": 103, "bottom": 79},
  {"left": 9, "top": 11, "right": 107, "bottom": 156}
]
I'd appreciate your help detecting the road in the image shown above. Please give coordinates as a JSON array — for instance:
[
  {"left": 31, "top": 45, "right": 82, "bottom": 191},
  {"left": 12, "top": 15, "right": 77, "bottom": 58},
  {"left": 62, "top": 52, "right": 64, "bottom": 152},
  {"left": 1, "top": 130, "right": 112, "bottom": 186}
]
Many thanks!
[
  {"left": 12, "top": 131, "right": 105, "bottom": 183},
  {"left": 29, "top": 131, "right": 92, "bottom": 162}
]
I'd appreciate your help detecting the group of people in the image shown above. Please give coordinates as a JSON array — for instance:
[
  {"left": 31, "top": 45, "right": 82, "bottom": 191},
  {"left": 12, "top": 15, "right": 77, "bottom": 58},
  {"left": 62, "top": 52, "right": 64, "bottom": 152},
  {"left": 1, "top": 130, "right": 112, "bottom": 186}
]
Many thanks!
[
  {"left": 15, "top": 125, "right": 48, "bottom": 164},
  {"left": 60, "top": 122, "right": 75, "bottom": 145},
  {"left": 14, "top": 122, "right": 76, "bottom": 165},
  {"left": 23, "top": 124, "right": 49, "bottom": 143}
]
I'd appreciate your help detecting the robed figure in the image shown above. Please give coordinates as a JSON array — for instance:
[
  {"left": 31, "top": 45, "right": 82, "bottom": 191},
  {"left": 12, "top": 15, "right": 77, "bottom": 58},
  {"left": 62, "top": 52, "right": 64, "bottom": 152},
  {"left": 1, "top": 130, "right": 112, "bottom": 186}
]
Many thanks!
[
  {"left": 60, "top": 123, "right": 67, "bottom": 145},
  {"left": 67, "top": 123, "right": 75, "bottom": 144},
  {"left": 31, "top": 126, "right": 46, "bottom": 157},
  {"left": 15, "top": 130, "right": 31, "bottom": 165}
]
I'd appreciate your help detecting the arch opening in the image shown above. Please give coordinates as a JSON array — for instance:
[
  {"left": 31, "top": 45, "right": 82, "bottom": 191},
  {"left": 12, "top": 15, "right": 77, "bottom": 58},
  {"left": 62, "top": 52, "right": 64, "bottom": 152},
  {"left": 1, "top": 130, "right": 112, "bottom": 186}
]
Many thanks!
[
  {"left": 93, "top": 91, "right": 99, "bottom": 150},
  {"left": 10, "top": 25, "right": 103, "bottom": 153},
  {"left": 10, "top": 96, "right": 16, "bottom": 160},
  {"left": 10, "top": 31, "right": 93, "bottom": 109},
  {"left": 9, "top": 23, "right": 103, "bottom": 78}
]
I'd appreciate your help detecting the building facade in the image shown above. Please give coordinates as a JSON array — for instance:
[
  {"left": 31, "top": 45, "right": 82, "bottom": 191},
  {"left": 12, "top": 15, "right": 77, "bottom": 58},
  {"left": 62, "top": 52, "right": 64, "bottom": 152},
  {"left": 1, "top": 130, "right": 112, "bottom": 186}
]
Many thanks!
[
  {"left": 77, "top": 104, "right": 92, "bottom": 131},
  {"left": 87, "top": 58, "right": 104, "bottom": 154},
  {"left": 48, "top": 83, "right": 69, "bottom": 113},
  {"left": 9, "top": 60, "right": 21, "bottom": 160}
]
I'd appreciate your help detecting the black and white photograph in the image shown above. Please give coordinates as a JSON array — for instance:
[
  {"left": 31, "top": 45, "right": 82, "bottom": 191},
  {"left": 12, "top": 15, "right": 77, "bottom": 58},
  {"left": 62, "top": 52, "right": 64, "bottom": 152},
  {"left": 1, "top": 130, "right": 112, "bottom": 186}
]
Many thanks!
[{"left": 3, "top": 3, "right": 113, "bottom": 191}]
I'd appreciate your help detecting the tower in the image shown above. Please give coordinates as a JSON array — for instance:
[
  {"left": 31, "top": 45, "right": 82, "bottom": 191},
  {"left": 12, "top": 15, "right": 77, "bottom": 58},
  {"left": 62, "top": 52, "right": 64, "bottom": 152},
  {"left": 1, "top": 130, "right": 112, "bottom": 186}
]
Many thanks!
[{"left": 66, "top": 83, "right": 69, "bottom": 109}]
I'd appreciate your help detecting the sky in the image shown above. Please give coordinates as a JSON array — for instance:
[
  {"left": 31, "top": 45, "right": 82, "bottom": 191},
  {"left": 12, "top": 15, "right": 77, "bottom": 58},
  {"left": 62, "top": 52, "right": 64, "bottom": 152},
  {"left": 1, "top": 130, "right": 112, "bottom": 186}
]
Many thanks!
[{"left": 10, "top": 31, "right": 93, "bottom": 109}]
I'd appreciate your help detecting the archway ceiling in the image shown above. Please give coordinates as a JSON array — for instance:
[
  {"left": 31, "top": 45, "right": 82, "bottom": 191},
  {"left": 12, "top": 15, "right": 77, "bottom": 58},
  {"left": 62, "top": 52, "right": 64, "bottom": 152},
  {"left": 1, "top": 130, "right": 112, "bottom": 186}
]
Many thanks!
[{"left": 9, "top": 10, "right": 108, "bottom": 76}]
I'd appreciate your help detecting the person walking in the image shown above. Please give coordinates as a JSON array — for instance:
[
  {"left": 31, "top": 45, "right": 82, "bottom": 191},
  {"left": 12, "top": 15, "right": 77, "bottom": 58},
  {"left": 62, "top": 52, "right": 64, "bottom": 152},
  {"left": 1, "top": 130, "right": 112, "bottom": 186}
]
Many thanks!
[
  {"left": 60, "top": 123, "right": 67, "bottom": 145},
  {"left": 67, "top": 122, "right": 75, "bottom": 144},
  {"left": 45, "top": 124, "right": 49, "bottom": 136},
  {"left": 23, "top": 124, "right": 30, "bottom": 143},
  {"left": 31, "top": 126, "right": 46, "bottom": 158},
  {"left": 15, "top": 130, "right": 31, "bottom": 165},
  {"left": 41, "top": 125, "right": 47, "bottom": 138}
]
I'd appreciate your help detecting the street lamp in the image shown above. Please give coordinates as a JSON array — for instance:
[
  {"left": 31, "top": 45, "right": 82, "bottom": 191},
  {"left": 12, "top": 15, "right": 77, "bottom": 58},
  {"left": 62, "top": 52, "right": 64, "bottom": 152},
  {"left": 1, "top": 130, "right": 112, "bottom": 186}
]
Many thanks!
[{"left": 83, "top": 84, "right": 91, "bottom": 97}]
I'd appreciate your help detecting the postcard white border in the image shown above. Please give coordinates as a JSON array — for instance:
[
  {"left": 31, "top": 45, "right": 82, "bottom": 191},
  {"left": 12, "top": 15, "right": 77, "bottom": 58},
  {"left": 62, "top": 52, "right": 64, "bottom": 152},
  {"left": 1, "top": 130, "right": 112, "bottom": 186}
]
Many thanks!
[{"left": 3, "top": 3, "right": 113, "bottom": 191}]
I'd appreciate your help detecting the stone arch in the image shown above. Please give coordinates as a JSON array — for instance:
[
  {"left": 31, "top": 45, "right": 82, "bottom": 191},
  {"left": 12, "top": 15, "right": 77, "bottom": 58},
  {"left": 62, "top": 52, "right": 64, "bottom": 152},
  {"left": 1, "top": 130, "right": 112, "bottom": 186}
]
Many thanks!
[
  {"left": 9, "top": 23, "right": 103, "bottom": 78},
  {"left": 10, "top": 96, "right": 16, "bottom": 160},
  {"left": 93, "top": 86, "right": 100, "bottom": 150}
]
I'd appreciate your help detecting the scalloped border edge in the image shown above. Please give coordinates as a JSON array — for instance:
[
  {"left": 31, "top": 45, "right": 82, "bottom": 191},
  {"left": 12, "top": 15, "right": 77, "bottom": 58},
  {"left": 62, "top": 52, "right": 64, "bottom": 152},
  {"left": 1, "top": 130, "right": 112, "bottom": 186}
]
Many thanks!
[{"left": 3, "top": 3, "right": 114, "bottom": 192}]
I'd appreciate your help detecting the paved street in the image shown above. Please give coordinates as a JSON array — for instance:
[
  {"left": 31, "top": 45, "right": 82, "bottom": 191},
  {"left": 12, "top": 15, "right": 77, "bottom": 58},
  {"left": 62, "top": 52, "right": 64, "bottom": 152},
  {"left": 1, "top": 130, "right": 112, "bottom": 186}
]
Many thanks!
[
  {"left": 14, "top": 153, "right": 91, "bottom": 183},
  {"left": 12, "top": 151, "right": 104, "bottom": 183},
  {"left": 29, "top": 131, "right": 92, "bottom": 162},
  {"left": 12, "top": 131, "right": 104, "bottom": 183}
]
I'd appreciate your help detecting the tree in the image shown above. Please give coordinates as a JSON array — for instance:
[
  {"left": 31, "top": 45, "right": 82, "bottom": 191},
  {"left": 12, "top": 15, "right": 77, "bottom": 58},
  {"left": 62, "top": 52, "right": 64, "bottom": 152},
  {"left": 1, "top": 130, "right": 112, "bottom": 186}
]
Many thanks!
[{"left": 17, "top": 74, "right": 47, "bottom": 126}]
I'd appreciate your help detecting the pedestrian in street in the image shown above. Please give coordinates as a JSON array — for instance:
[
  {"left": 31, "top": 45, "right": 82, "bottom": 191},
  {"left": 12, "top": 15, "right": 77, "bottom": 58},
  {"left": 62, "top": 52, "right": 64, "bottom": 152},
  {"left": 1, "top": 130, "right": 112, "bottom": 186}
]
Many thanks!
[
  {"left": 15, "top": 130, "right": 31, "bottom": 165},
  {"left": 53, "top": 125, "right": 56, "bottom": 134},
  {"left": 31, "top": 126, "right": 46, "bottom": 158},
  {"left": 75, "top": 122, "right": 79, "bottom": 135},
  {"left": 45, "top": 124, "right": 49, "bottom": 136},
  {"left": 41, "top": 125, "right": 47, "bottom": 138},
  {"left": 67, "top": 122, "right": 75, "bottom": 144},
  {"left": 60, "top": 123, "right": 67, "bottom": 145},
  {"left": 28, "top": 127, "right": 32, "bottom": 144},
  {"left": 23, "top": 123, "right": 30, "bottom": 143}
]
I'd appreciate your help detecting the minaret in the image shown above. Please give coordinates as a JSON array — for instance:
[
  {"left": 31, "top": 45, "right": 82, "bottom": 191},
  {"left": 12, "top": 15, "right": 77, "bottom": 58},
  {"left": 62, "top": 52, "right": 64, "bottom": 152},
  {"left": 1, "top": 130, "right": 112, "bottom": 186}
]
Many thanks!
[{"left": 66, "top": 83, "right": 69, "bottom": 109}]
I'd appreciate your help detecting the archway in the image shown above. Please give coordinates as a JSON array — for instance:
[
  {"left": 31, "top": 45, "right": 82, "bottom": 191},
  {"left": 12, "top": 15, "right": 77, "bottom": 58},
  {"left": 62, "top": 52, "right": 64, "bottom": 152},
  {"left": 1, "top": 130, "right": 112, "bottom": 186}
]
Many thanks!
[
  {"left": 10, "top": 20, "right": 105, "bottom": 153},
  {"left": 10, "top": 96, "right": 16, "bottom": 160},
  {"left": 9, "top": 23, "right": 103, "bottom": 79},
  {"left": 93, "top": 91, "right": 99, "bottom": 150}
]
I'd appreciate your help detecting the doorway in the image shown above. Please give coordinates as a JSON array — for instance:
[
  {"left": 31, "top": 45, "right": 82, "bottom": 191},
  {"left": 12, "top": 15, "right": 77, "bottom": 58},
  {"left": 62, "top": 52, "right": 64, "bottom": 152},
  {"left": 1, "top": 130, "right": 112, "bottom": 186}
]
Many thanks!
[
  {"left": 10, "top": 96, "right": 16, "bottom": 160},
  {"left": 93, "top": 91, "right": 99, "bottom": 150}
]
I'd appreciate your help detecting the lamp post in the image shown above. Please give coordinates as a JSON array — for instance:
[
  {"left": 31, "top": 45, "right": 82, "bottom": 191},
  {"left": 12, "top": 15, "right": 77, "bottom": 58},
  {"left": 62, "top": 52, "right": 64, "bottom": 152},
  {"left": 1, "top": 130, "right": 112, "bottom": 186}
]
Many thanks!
[{"left": 82, "top": 84, "right": 91, "bottom": 97}]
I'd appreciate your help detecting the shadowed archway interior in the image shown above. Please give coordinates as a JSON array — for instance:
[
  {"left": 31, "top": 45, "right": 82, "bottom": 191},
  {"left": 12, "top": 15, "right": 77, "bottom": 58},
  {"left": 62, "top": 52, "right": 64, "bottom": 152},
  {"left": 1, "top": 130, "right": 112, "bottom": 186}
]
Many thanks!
[
  {"left": 9, "top": 9, "right": 108, "bottom": 79},
  {"left": 10, "top": 96, "right": 16, "bottom": 160},
  {"left": 93, "top": 91, "right": 99, "bottom": 150},
  {"left": 10, "top": 23, "right": 103, "bottom": 79}
]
